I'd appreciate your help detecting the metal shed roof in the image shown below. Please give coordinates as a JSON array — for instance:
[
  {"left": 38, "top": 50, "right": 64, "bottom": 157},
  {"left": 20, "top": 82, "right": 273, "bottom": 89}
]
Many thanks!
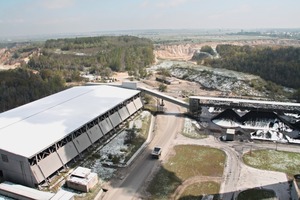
[{"left": 0, "top": 85, "right": 139, "bottom": 158}]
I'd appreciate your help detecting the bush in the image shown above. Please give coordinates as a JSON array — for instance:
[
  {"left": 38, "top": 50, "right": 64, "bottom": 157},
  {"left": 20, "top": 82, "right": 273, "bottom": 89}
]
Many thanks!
[
  {"left": 158, "top": 83, "right": 167, "bottom": 92},
  {"left": 111, "top": 155, "right": 121, "bottom": 164},
  {"left": 200, "top": 45, "right": 215, "bottom": 56}
]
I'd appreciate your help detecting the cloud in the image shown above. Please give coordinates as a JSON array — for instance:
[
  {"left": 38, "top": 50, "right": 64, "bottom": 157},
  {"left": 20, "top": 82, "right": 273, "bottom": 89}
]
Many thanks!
[
  {"left": 156, "top": 0, "right": 189, "bottom": 8},
  {"left": 40, "top": 0, "right": 75, "bottom": 9},
  {"left": 141, "top": 0, "right": 190, "bottom": 9},
  {"left": 0, "top": 19, "right": 25, "bottom": 24},
  {"left": 208, "top": 4, "right": 252, "bottom": 20},
  {"left": 140, "top": 0, "right": 149, "bottom": 8},
  {"left": 230, "top": 4, "right": 252, "bottom": 14}
]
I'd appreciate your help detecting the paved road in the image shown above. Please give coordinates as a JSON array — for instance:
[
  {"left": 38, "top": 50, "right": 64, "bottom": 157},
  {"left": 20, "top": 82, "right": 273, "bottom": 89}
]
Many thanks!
[
  {"left": 219, "top": 146, "right": 241, "bottom": 200},
  {"left": 102, "top": 102, "right": 183, "bottom": 200}
]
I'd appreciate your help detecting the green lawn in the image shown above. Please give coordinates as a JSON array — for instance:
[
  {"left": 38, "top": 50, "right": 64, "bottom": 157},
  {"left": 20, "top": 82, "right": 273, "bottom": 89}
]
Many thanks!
[
  {"left": 243, "top": 149, "right": 300, "bottom": 177},
  {"left": 147, "top": 145, "right": 225, "bottom": 199}
]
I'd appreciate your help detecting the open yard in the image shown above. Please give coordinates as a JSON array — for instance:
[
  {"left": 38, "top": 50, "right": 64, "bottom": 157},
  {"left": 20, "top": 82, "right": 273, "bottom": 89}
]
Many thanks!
[
  {"left": 146, "top": 145, "right": 225, "bottom": 200},
  {"left": 182, "top": 118, "right": 207, "bottom": 139},
  {"left": 81, "top": 111, "right": 152, "bottom": 181},
  {"left": 243, "top": 149, "right": 300, "bottom": 177}
]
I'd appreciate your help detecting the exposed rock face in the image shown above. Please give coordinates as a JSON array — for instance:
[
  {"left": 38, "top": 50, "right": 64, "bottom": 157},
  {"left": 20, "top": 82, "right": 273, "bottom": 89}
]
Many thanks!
[
  {"left": 154, "top": 39, "right": 300, "bottom": 61},
  {"left": 154, "top": 43, "right": 209, "bottom": 61}
]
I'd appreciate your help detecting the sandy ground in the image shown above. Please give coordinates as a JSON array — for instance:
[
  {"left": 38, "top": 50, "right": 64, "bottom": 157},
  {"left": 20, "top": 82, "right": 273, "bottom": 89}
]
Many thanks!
[
  {"left": 111, "top": 72, "right": 130, "bottom": 83},
  {"left": 238, "top": 164, "right": 289, "bottom": 200},
  {"left": 0, "top": 64, "right": 19, "bottom": 70}
]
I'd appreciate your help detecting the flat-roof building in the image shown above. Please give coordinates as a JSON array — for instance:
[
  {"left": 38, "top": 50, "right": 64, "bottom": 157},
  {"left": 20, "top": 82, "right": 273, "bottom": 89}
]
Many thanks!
[
  {"left": 0, "top": 85, "right": 143, "bottom": 187},
  {"left": 66, "top": 167, "right": 98, "bottom": 192},
  {"left": 225, "top": 129, "right": 235, "bottom": 141}
]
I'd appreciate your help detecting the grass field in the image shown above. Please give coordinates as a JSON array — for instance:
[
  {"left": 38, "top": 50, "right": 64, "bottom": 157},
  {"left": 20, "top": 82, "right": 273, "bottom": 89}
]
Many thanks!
[
  {"left": 179, "top": 181, "right": 220, "bottom": 200},
  {"left": 243, "top": 149, "right": 300, "bottom": 177},
  {"left": 147, "top": 145, "right": 225, "bottom": 199}
]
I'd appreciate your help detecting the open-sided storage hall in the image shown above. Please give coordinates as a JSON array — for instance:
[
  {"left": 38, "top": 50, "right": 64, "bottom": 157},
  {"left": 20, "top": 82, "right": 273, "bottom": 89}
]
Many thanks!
[{"left": 0, "top": 85, "right": 143, "bottom": 187}]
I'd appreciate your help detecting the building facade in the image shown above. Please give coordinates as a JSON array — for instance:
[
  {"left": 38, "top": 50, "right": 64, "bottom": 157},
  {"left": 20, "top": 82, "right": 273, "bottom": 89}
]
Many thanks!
[{"left": 0, "top": 85, "right": 143, "bottom": 187}]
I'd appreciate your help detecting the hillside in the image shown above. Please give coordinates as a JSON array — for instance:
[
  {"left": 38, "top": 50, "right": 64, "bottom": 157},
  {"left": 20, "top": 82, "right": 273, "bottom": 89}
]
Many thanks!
[{"left": 154, "top": 39, "right": 300, "bottom": 61}]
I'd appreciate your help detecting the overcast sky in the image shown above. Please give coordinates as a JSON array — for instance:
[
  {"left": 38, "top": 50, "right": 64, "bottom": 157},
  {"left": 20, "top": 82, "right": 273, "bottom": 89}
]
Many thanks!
[{"left": 1, "top": 0, "right": 299, "bottom": 37}]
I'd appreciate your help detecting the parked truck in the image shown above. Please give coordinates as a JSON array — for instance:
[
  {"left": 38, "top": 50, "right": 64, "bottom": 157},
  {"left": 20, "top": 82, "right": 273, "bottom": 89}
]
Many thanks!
[{"left": 151, "top": 146, "right": 162, "bottom": 159}]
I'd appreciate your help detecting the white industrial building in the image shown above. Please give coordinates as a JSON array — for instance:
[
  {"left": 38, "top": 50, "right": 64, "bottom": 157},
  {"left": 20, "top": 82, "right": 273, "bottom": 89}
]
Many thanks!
[{"left": 0, "top": 85, "right": 143, "bottom": 187}]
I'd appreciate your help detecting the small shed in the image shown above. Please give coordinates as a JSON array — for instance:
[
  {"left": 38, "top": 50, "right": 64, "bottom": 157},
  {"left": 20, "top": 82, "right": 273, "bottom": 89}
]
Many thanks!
[
  {"left": 225, "top": 129, "right": 235, "bottom": 141},
  {"left": 67, "top": 167, "right": 98, "bottom": 192}
]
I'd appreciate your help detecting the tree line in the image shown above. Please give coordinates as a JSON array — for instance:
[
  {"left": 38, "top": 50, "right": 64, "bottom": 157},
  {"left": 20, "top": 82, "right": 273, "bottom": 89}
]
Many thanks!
[{"left": 204, "top": 45, "right": 300, "bottom": 92}]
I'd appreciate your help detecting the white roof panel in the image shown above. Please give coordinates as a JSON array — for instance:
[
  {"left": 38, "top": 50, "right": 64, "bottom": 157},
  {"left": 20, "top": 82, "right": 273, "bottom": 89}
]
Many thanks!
[{"left": 0, "top": 85, "right": 139, "bottom": 158}]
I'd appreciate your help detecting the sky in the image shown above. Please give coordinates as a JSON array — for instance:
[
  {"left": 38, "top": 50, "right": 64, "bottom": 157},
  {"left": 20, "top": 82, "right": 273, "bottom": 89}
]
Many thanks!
[{"left": 0, "top": 0, "right": 299, "bottom": 37}]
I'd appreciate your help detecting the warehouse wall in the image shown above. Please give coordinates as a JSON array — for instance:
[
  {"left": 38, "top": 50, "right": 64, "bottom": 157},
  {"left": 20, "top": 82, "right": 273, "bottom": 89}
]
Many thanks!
[
  {"left": 87, "top": 125, "right": 103, "bottom": 143},
  {"left": 0, "top": 150, "right": 36, "bottom": 187}
]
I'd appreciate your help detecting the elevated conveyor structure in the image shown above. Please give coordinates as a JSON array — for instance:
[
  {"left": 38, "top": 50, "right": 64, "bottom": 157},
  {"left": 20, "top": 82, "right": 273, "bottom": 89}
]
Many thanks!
[
  {"left": 189, "top": 96, "right": 300, "bottom": 113},
  {"left": 138, "top": 86, "right": 189, "bottom": 109}
]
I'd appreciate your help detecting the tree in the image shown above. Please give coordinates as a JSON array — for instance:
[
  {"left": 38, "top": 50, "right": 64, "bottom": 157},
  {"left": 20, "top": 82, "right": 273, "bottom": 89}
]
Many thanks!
[
  {"left": 100, "top": 67, "right": 112, "bottom": 78},
  {"left": 158, "top": 83, "right": 167, "bottom": 92},
  {"left": 157, "top": 68, "right": 171, "bottom": 77},
  {"left": 293, "top": 89, "right": 300, "bottom": 102},
  {"left": 200, "top": 45, "right": 215, "bottom": 56},
  {"left": 124, "top": 125, "right": 137, "bottom": 144}
]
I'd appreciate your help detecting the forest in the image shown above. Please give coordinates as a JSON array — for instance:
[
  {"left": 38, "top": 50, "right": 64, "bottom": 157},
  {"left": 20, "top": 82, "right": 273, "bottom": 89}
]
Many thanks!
[
  {"left": 204, "top": 45, "right": 300, "bottom": 89},
  {"left": 29, "top": 35, "right": 154, "bottom": 77},
  {"left": 0, "top": 68, "right": 66, "bottom": 112},
  {"left": 0, "top": 35, "right": 154, "bottom": 112}
]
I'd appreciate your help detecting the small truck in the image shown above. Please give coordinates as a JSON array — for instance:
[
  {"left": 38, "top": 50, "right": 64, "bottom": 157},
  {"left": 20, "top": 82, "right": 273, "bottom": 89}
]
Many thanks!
[{"left": 151, "top": 146, "right": 162, "bottom": 159}]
